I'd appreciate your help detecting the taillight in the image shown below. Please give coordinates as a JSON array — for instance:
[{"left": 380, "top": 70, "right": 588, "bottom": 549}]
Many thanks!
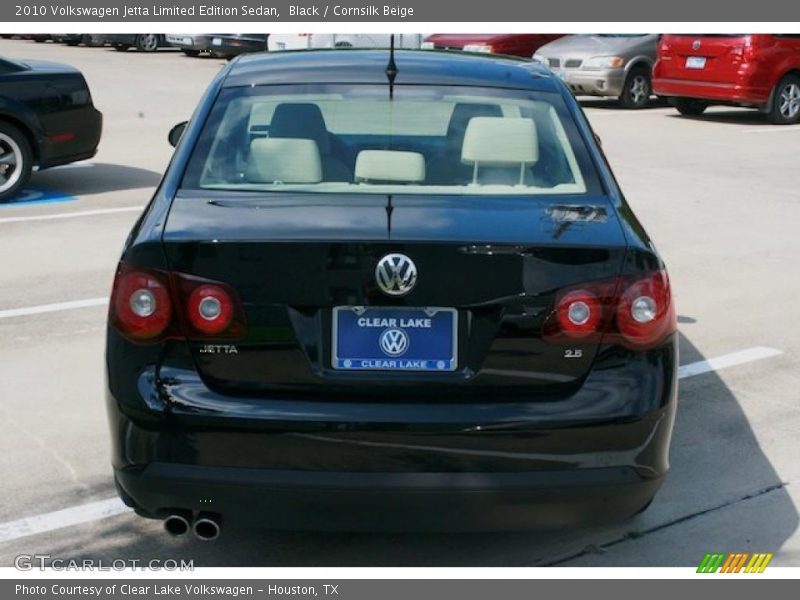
[
  {"left": 616, "top": 270, "right": 675, "bottom": 347},
  {"left": 174, "top": 274, "right": 247, "bottom": 340},
  {"left": 544, "top": 270, "right": 675, "bottom": 350},
  {"left": 187, "top": 284, "right": 234, "bottom": 335},
  {"left": 728, "top": 35, "right": 755, "bottom": 61},
  {"left": 555, "top": 289, "right": 603, "bottom": 338},
  {"left": 110, "top": 264, "right": 172, "bottom": 341},
  {"left": 109, "top": 263, "right": 246, "bottom": 342}
]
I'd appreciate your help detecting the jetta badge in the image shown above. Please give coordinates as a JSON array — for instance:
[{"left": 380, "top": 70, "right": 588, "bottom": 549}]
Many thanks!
[
  {"left": 692, "top": 39, "right": 701, "bottom": 50},
  {"left": 375, "top": 253, "right": 417, "bottom": 296}
]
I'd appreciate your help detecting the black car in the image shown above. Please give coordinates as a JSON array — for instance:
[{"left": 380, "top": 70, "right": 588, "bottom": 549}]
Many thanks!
[
  {"left": 95, "top": 34, "right": 169, "bottom": 53},
  {"left": 106, "top": 50, "right": 677, "bottom": 538},
  {"left": 51, "top": 34, "right": 99, "bottom": 46},
  {"left": 0, "top": 57, "right": 102, "bottom": 202},
  {"left": 165, "top": 34, "right": 268, "bottom": 58}
]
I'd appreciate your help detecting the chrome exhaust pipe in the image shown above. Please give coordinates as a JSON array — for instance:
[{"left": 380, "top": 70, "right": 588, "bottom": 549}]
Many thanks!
[
  {"left": 192, "top": 513, "right": 221, "bottom": 541},
  {"left": 163, "top": 512, "right": 191, "bottom": 537}
]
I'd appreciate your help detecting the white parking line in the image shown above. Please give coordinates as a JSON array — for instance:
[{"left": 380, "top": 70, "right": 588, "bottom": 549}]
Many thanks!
[
  {"left": 742, "top": 127, "right": 800, "bottom": 134},
  {"left": 0, "top": 298, "right": 108, "bottom": 320},
  {"left": 0, "top": 346, "right": 784, "bottom": 545},
  {"left": 0, "top": 498, "right": 130, "bottom": 545},
  {"left": 0, "top": 206, "right": 144, "bottom": 225},
  {"left": 677, "top": 346, "right": 782, "bottom": 379}
]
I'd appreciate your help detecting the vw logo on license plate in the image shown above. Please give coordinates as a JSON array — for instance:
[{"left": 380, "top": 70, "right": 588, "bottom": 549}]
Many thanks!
[{"left": 379, "top": 328, "right": 409, "bottom": 357}]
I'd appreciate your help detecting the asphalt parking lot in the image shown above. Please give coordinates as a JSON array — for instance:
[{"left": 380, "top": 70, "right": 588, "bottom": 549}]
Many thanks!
[{"left": 1, "top": 38, "right": 799, "bottom": 568}]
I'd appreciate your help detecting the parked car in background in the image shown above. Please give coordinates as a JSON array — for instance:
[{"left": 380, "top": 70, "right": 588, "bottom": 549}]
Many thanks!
[
  {"left": 20, "top": 35, "right": 52, "bottom": 43},
  {"left": 421, "top": 34, "right": 563, "bottom": 58},
  {"left": 51, "top": 34, "right": 101, "bottom": 47},
  {"left": 166, "top": 34, "right": 268, "bottom": 58},
  {"left": 268, "top": 34, "right": 423, "bottom": 51},
  {"left": 267, "top": 34, "right": 313, "bottom": 51},
  {"left": 0, "top": 56, "right": 102, "bottom": 202},
  {"left": 654, "top": 34, "right": 800, "bottom": 124},
  {"left": 533, "top": 34, "right": 659, "bottom": 109},
  {"left": 107, "top": 49, "right": 677, "bottom": 535},
  {"left": 95, "top": 34, "right": 169, "bottom": 53},
  {"left": 312, "top": 34, "right": 423, "bottom": 49}
]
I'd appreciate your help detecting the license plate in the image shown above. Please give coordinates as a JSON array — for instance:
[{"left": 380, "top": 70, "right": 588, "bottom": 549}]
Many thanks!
[
  {"left": 332, "top": 307, "right": 457, "bottom": 371},
  {"left": 685, "top": 56, "right": 707, "bottom": 69},
  {"left": 212, "top": 37, "right": 223, "bottom": 46}
]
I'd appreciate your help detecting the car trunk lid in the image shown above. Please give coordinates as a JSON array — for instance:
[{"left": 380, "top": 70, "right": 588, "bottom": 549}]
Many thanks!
[{"left": 161, "top": 192, "right": 628, "bottom": 401}]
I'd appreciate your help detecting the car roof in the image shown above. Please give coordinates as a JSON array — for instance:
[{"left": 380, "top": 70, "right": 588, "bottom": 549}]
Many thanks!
[{"left": 224, "top": 49, "right": 560, "bottom": 92}]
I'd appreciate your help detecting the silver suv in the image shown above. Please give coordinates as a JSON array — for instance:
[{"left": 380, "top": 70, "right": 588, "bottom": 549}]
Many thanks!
[{"left": 534, "top": 34, "right": 659, "bottom": 108}]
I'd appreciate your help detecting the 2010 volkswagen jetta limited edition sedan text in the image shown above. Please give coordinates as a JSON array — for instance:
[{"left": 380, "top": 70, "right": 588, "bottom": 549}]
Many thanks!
[{"left": 106, "top": 50, "right": 677, "bottom": 538}]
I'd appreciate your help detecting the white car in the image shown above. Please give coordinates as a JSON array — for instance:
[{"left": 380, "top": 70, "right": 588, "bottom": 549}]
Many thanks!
[
  {"left": 268, "top": 34, "right": 423, "bottom": 51},
  {"left": 267, "top": 34, "right": 313, "bottom": 51}
]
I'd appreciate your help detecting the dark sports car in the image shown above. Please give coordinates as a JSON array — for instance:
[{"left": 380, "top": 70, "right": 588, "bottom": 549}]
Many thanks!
[
  {"left": 106, "top": 50, "right": 677, "bottom": 538},
  {"left": 51, "top": 34, "right": 100, "bottom": 46},
  {"left": 0, "top": 57, "right": 102, "bottom": 202},
  {"left": 94, "top": 34, "right": 169, "bottom": 53},
  {"left": 165, "top": 34, "right": 268, "bottom": 58}
]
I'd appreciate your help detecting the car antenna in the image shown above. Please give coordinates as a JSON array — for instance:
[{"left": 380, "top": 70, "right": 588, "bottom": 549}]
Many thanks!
[{"left": 386, "top": 34, "right": 398, "bottom": 99}]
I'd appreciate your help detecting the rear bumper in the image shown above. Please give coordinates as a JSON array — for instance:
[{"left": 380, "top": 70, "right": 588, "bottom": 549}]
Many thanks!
[
  {"left": 116, "top": 463, "right": 664, "bottom": 531},
  {"left": 107, "top": 335, "right": 678, "bottom": 531},
  {"left": 165, "top": 35, "right": 214, "bottom": 51},
  {"left": 165, "top": 35, "right": 265, "bottom": 55},
  {"left": 37, "top": 107, "right": 102, "bottom": 169},
  {"left": 653, "top": 77, "right": 770, "bottom": 106}
]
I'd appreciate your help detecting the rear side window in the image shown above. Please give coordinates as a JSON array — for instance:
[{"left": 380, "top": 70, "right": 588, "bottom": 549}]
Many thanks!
[{"left": 182, "top": 84, "right": 601, "bottom": 196}]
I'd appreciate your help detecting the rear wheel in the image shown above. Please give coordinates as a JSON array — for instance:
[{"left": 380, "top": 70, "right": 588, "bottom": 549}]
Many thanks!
[
  {"left": 619, "top": 67, "right": 651, "bottom": 109},
  {"left": 769, "top": 75, "right": 800, "bottom": 125},
  {"left": 0, "top": 122, "right": 34, "bottom": 203},
  {"left": 673, "top": 98, "right": 709, "bottom": 116},
  {"left": 135, "top": 34, "right": 160, "bottom": 52}
]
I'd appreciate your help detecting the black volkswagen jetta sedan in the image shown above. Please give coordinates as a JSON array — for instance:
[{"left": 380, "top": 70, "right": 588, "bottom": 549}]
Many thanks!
[{"left": 106, "top": 50, "right": 677, "bottom": 538}]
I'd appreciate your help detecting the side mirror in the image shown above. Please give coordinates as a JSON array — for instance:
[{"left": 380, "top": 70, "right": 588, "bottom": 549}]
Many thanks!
[{"left": 168, "top": 121, "right": 188, "bottom": 147}]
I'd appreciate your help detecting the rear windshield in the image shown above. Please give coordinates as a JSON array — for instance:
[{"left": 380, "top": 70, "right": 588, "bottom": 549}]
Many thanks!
[{"left": 181, "top": 84, "right": 600, "bottom": 196}]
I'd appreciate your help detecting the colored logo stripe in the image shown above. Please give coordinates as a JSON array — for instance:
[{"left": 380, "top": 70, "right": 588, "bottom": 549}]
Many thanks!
[
  {"left": 697, "top": 553, "right": 726, "bottom": 573},
  {"left": 698, "top": 552, "right": 773, "bottom": 573},
  {"left": 745, "top": 553, "right": 773, "bottom": 573}
]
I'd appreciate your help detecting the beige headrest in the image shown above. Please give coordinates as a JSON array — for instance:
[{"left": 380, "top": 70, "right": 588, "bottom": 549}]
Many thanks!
[
  {"left": 246, "top": 138, "right": 322, "bottom": 183},
  {"left": 461, "top": 117, "right": 539, "bottom": 166},
  {"left": 355, "top": 150, "right": 426, "bottom": 183}
]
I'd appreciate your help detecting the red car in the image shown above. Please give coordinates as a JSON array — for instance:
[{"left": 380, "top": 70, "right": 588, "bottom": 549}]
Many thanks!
[
  {"left": 654, "top": 34, "right": 800, "bottom": 124},
  {"left": 422, "top": 34, "right": 563, "bottom": 58}
]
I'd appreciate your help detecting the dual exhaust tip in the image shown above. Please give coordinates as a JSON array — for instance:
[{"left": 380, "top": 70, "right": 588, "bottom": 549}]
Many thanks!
[{"left": 163, "top": 511, "right": 220, "bottom": 541}]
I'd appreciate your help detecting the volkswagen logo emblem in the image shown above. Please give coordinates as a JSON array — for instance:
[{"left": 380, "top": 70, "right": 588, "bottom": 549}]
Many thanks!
[
  {"left": 375, "top": 253, "right": 417, "bottom": 296},
  {"left": 379, "top": 328, "right": 409, "bottom": 357},
  {"left": 692, "top": 39, "right": 701, "bottom": 51}
]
